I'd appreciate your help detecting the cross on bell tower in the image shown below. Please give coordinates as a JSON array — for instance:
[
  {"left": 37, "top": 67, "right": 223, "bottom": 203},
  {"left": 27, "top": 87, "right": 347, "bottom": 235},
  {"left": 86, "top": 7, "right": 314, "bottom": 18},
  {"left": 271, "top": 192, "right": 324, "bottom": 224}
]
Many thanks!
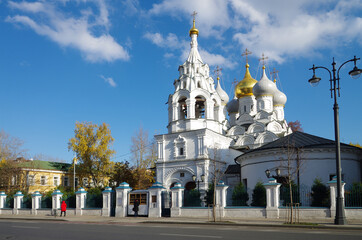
[
  {"left": 241, "top": 48, "right": 252, "bottom": 64},
  {"left": 214, "top": 65, "right": 223, "bottom": 80},
  {"left": 191, "top": 11, "right": 197, "bottom": 21},
  {"left": 259, "top": 53, "right": 269, "bottom": 66},
  {"left": 271, "top": 68, "right": 279, "bottom": 83}
]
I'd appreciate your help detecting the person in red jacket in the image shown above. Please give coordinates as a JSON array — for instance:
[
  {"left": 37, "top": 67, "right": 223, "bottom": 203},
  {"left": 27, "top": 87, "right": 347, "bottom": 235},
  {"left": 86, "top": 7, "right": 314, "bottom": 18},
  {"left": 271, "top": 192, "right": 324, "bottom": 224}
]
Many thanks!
[{"left": 60, "top": 201, "right": 67, "bottom": 217}]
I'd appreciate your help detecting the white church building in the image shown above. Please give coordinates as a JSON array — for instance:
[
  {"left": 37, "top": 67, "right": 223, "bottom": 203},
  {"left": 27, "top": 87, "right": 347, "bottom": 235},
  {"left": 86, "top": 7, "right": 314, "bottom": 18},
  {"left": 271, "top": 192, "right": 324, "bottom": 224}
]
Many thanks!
[{"left": 154, "top": 19, "right": 362, "bottom": 196}]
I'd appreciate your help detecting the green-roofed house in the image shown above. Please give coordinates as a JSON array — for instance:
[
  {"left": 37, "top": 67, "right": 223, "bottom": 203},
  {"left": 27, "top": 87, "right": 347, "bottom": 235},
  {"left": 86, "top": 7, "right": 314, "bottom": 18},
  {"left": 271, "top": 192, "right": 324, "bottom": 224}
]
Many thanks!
[{"left": 17, "top": 159, "right": 76, "bottom": 193}]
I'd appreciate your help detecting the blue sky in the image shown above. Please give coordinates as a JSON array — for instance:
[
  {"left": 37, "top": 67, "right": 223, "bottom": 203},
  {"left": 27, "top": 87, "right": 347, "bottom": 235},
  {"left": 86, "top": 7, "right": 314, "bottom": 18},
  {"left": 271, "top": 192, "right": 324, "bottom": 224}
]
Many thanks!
[{"left": 0, "top": 0, "right": 361, "bottom": 163}]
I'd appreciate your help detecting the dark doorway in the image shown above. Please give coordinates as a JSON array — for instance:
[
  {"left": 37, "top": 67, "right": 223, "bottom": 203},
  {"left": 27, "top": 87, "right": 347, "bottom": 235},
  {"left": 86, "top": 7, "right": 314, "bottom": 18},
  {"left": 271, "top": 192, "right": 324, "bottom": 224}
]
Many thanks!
[{"left": 185, "top": 181, "right": 196, "bottom": 190}]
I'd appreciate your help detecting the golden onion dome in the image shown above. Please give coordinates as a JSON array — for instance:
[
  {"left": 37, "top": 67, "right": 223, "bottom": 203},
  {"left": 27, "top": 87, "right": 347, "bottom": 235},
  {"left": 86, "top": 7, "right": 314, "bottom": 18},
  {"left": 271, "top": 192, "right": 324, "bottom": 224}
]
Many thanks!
[
  {"left": 189, "top": 19, "right": 199, "bottom": 36},
  {"left": 235, "top": 64, "right": 258, "bottom": 98}
]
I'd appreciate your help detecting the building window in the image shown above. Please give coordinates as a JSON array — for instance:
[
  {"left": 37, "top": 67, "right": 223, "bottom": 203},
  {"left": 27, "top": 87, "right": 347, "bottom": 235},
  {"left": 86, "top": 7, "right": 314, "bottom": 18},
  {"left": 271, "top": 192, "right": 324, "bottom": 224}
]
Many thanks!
[
  {"left": 53, "top": 176, "right": 59, "bottom": 186},
  {"left": 179, "top": 147, "right": 184, "bottom": 156},
  {"left": 75, "top": 177, "right": 79, "bottom": 187},
  {"left": 41, "top": 176, "right": 46, "bottom": 186},
  {"left": 174, "top": 135, "right": 186, "bottom": 159},
  {"left": 129, "top": 193, "right": 147, "bottom": 205},
  {"left": 28, "top": 175, "right": 35, "bottom": 186},
  {"left": 180, "top": 172, "right": 185, "bottom": 178},
  {"left": 83, "top": 178, "right": 88, "bottom": 187},
  {"left": 242, "top": 178, "right": 248, "bottom": 190},
  {"left": 63, "top": 177, "right": 69, "bottom": 187}
]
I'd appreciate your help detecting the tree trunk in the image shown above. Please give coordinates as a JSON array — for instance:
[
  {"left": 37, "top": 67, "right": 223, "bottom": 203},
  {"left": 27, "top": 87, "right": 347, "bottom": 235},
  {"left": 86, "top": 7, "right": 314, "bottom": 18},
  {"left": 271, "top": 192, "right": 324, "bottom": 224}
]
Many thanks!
[
  {"left": 289, "top": 181, "right": 293, "bottom": 224},
  {"left": 213, "top": 177, "right": 216, "bottom": 222}
]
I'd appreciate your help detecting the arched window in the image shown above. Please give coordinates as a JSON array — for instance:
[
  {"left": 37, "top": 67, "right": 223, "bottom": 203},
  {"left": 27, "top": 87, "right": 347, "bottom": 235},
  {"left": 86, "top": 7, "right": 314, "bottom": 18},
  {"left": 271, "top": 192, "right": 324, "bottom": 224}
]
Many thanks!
[
  {"left": 179, "top": 147, "right": 184, "bottom": 156},
  {"left": 178, "top": 97, "right": 187, "bottom": 119},
  {"left": 195, "top": 96, "right": 205, "bottom": 118}
]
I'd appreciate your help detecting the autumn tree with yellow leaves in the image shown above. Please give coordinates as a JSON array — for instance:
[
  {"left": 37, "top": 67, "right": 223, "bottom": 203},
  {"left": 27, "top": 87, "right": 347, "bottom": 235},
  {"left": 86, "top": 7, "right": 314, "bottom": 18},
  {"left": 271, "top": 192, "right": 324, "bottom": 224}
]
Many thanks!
[{"left": 68, "top": 122, "right": 115, "bottom": 187}]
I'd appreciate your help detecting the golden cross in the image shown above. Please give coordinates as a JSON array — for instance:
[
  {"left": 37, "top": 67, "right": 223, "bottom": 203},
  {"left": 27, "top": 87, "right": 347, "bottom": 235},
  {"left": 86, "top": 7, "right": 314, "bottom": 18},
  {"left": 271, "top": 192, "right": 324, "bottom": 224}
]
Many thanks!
[
  {"left": 191, "top": 11, "right": 198, "bottom": 21},
  {"left": 214, "top": 65, "right": 223, "bottom": 79},
  {"left": 241, "top": 48, "right": 252, "bottom": 63},
  {"left": 271, "top": 68, "right": 279, "bottom": 81},
  {"left": 259, "top": 53, "right": 269, "bottom": 66}
]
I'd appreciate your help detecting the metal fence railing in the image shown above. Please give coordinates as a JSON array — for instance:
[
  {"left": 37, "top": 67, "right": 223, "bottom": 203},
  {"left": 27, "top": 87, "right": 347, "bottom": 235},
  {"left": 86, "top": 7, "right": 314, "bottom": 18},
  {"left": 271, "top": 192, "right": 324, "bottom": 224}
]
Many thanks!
[
  {"left": 280, "top": 185, "right": 312, "bottom": 207},
  {"left": 183, "top": 190, "right": 201, "bottom": 207},
  {"left": 345, "top": 184, "right": 362, "bottom": 207},
  {"left": 85, "top": 193, "right": 102, "bottom": 208}
]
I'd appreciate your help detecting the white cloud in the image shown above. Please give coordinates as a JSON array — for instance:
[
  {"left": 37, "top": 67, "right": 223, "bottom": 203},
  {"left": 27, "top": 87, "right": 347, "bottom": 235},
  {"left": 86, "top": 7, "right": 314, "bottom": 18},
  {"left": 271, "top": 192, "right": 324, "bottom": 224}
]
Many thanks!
[
  {"left": 148, "top": 0, "right": 231, "bottom": 38},
  {"left": 100, "top": 75, "right": 117, "bottom": 87},
  {"left": 148, "top": 0, "right": 362, "bottom": 64},
  {"left": 145, "top": 32, "right": 235, "bottom": 68},
  {"left": 6, "top": 1, "right": 129, "bottom": 62},
  {"left": 230, "top": 0, "right": 362, "bottom": 63},
  {"left": 144, "top": 32, "right": 187, "bottom": 49}
]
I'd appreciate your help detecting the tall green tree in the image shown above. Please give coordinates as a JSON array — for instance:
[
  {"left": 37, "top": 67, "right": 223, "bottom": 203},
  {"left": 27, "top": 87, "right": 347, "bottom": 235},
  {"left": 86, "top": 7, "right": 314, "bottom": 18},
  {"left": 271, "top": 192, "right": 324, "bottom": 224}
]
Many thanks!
[
  {"left": 68, "top": 122, "right": 115, "bottom": 187},
  {"left": 232, "top": 182, "right": 249, "bottom": 206},
  {"left": 109, "top": 161, "right": 136, "bottom": 187},
  {"left": 251, "top": 182, "right": 266, "bottom": 207}
]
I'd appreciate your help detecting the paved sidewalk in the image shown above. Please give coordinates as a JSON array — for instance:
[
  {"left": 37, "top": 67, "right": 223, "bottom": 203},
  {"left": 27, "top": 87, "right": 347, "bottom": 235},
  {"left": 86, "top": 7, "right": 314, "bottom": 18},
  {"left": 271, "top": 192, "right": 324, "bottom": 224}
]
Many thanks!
[{"left": 1, "top": 214, "right": 362, "bottom": 230}]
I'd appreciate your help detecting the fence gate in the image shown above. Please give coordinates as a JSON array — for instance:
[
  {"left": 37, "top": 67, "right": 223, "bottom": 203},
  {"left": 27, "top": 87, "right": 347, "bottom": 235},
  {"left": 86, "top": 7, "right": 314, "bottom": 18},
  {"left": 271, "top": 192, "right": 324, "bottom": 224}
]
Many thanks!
[
  {"left": 161, "top": 191, "right": 171, "bottom": 217},
  {"left": 110, "top": 191, "right": 116, "bottom": 217}
]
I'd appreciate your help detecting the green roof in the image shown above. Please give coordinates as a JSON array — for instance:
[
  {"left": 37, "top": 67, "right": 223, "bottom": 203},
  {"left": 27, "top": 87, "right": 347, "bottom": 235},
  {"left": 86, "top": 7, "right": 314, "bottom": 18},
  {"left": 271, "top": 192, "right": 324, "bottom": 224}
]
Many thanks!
[{"left": 19, "top": 160, "right": 71, "bottom": 171}]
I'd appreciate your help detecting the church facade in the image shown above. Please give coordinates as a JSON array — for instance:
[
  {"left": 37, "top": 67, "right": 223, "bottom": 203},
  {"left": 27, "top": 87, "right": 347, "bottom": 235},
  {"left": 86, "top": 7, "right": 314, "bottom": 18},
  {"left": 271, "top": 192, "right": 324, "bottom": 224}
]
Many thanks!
[{"left": 154, "top": 20, "right": 362, "bottom": 195}]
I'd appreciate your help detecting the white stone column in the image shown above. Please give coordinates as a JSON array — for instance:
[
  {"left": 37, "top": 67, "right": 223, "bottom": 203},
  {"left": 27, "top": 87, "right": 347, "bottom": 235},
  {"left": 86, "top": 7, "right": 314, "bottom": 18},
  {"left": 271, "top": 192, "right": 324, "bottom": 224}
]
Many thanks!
[
  {"left": 215, "top": 181, "right": 229, "bottom": 218},
  {"left": 205, "top": 99, "right": 214, "bottom": 119},
  {"left": 263, "top": 178, "right": 281, "bottom": 218},
  {"left": 115, "top": 182, "right": 132, "bottom": 217},
  {"left": 0, "top": 191, "right": 7, "bottom": 209},
  {"left": 170, "top": 183, "right": 184, "bottom": 217},
  {"left": 186, "top": 99, "right": 196, "bottom": 119},
  {"left": 216, "top": 181, "right": 228, "bottom": 208},
  {"left": 51, "top": 190, "right": 63, "bottom": 216},
  {"left": 13, "top": 191, "right": 24, "bottom": 215},
  {"left": 31, "top": 191, "right": 42, "bottom": 215},
  {"left": 172, "top": 102, "right": 179, "bottom": 121},
  {"left": 148, "top": 182, "right": 165, "bottom": 218},
  {"left": 75, "top": 187, "right": 87, "bottom": 216},
  {"left": 102, "top": 187, "right": 113, "bottom": 217},
  {"left": 328, "top": 176, "right": 345, "bottom": 218},
  {"left": 0, "top": 191, "right": 6, "bottom": 215}
]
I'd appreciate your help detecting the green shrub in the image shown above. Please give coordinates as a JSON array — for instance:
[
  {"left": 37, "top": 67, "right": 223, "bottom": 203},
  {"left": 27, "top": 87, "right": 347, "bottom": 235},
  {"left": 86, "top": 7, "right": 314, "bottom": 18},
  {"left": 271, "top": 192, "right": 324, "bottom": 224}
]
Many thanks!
[
  {"left": 232, "top": 182, "right": 249, "bottom": 206},
  {"left": 311, "top": 178, "right": 330, "bottom": 207},
  {"left": 251, "top": 182, "right": 266, "bottom": 207},
  {"left": 204, "top": 183, "right": 214, "bottom": 206}
]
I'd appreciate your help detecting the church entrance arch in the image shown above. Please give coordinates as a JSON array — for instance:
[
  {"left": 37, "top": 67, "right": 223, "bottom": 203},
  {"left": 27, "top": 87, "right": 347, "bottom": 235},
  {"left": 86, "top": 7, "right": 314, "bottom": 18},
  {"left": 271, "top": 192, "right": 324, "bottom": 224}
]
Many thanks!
[{"left": 185, "top": 181, "right": 196, "bottom": 190}]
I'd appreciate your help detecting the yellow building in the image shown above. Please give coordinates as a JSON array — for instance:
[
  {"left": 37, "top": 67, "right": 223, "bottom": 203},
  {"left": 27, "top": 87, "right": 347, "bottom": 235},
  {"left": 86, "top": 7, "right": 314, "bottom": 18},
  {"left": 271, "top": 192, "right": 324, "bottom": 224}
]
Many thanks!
[
  {"left": 18, "top": 160, "right": 75, "bottom": 193},
  {"left": 0, "top": 159, "right": 109, "bottom": 193}
]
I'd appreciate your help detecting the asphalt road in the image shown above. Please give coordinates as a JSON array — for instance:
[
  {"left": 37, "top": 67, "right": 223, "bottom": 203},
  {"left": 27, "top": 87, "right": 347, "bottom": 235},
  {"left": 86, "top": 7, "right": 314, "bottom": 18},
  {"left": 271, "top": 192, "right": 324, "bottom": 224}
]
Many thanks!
[{"left": 0, "top": 220, "right": 362, "bottom": 240}]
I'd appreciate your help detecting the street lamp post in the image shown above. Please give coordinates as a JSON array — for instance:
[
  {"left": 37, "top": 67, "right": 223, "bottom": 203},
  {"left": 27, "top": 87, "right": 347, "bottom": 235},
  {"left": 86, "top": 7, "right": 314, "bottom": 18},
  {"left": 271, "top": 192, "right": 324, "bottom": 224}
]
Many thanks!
[
  {"left": 192, "top": 174, "right": 205, "bottom": 193},
  {"left": 73, "top": 156, "right": 77, "bottom": 192},
  {"left": 308, "top": 56, "right": 362, "bottom": 225}
]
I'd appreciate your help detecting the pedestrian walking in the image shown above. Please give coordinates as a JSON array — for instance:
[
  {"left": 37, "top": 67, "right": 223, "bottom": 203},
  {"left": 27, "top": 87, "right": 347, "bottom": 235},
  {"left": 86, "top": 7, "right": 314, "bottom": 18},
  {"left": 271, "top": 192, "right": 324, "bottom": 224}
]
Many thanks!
[
  {"left": 60, "top": 201, "right": 67, "bottom": 217},
  {"left": 133, "top": 199, "right": 139, "bottom": 217}
]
